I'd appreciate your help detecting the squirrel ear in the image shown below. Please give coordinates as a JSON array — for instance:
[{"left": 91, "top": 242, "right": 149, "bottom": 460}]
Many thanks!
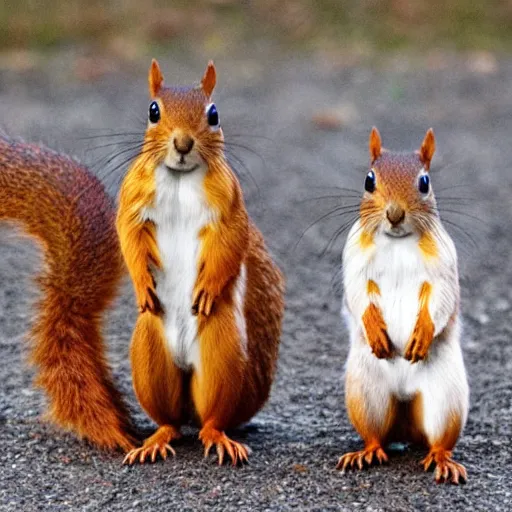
[
  {"left": 419, "top": 128, "right": 436, "bottom": 170},
  {"left": 149, "top": 59, "right": 164, "bottom": 98},
  {"left": 201, "top": 61, "right": 216, "bottom": 97},
  {"left": 369, "top": 126, "right": 382, "bottom": 163}
]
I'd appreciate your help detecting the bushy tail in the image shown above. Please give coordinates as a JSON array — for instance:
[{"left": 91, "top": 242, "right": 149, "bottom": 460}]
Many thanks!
[{"left": 0, "top": 136, "right": 135, "bottom": 451}]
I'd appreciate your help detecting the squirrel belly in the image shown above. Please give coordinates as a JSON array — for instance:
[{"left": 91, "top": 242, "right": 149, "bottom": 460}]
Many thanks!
[
  {"left": 143, "top": 163, "right": 248, "bottom": 370},
  {"left": 0, "top": 135, "right": 135, "bottom": 451},
  {"left": 343, "top": 219, "right": 459, "bottom": 354}
]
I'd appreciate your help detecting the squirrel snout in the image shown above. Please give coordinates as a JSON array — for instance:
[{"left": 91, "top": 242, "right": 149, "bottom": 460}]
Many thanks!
[
  {"left": 386, "top": 204, "right": 405, "bottom": 226},
  {"left": 173, "top": 135, "right": 194, "bottom": 155}
]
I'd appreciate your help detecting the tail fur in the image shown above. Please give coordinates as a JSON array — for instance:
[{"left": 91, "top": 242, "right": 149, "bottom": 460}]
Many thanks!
[{"left": 0, "top": 136, "right": 135, "bottom": 451}]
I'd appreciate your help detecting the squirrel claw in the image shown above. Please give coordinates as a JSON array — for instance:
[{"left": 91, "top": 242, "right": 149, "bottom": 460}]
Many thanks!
[
  {"left": 200, "top": 426, "right": 250, "bottom": 466},
  {"left": 123, "top": 425, "right": 179, "bottom": 465},
  {"left": 336, "top": 444, "right": 388, "bottom": 472},
  {"left": 123, "top": 443, "right": 175, "bottom": 465},
  {"left": 192, "top": 289, "right": 216, "bottom": 317},
  {"left": 404, "top": 330, "right": 433, "bottom": 363},
  {"left": 138, "top": 287, "right": 162, "bottom": 315},
  {"left": 369, "top": 328, "right": 393, "bottom": 359},
  {"left": 421, "top": 449, "right": 467, "bottom": 484},
  {"left": 405, "top": 312, "right": 434, "bottom": 363}
]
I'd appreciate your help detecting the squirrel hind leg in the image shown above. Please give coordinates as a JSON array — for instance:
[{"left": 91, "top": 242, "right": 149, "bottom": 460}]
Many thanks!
[
  {"left": 411, "top": 343, "right": 469, "bottom": 484},
  {"left": 192, "top": 300, "right": 250, "bottom": 465},
  {"left": 337, "top": 441, "right": 388, "bottom": 472},
  {"left": 338, "top": 356, "right": 398, "bottom": 471},
  {"left": 127, "top": 313, "right": 185, "bottom": 464},
  {"left": 199, "top": 422, "right": 251, "bottom": 466},
  {"left": 123, "top": 424, "right": 180, "bottom": 465}
]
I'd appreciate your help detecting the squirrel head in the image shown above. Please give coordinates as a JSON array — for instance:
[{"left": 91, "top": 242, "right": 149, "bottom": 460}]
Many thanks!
[
  {"left": 143, "top": 59, "right": 223, "bottom": 173},
  {"left": 360, "top": 127, "right": 437, "bottom": 238}
]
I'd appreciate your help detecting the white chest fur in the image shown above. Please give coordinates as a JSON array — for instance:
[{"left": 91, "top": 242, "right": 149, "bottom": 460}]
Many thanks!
[
  {"left": 343, "top": 222, "right": 434, "bottom": 351},
  {"left": 143, "top": 164, "right": 216, "bottom": 370}
]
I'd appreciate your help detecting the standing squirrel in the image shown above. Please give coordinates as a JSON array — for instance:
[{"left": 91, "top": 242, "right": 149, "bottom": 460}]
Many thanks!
[
  {"left": 338, "top": 128, "right": 469, "bottom": 484},
  {"left": 116, "top": 60, "right": 284, "bottom": 465},
  {"left": 0, "top": 136, "right": 135, "bottom": 451}
]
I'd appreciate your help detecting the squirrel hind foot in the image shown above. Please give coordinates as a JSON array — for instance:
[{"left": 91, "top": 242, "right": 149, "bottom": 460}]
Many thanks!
[
  {"left": 199, "top": 425, "right": 251, "bottom": 466},
  {"left": 336, "top": 443, "right": 388, "bottom": 472},
  {"left": 123, "top": 425, "right": 180, "bottom": 465},
  {"left": 421, "top": 449, "right": 467, "bottom": 484}
]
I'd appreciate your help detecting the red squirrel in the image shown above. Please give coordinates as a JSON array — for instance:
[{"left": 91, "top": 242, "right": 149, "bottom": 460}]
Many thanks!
[
  {"left": 115, "top": 59, "right": 285, "bottom": 465},
  {"left": 0, "top": 136, "right": 135, "bottom": 451},
  {"left": 0, "top": 62, "right": 285, "bottom": 465},
  {"left": 338, "top": 128, "right": 469, "bottom": 484}
]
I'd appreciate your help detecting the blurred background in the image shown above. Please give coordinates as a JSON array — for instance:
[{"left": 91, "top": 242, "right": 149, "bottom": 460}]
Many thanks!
[
  {"left": 1, "top": 0, "right": 510, "bottom": 71},
  {"left": 1, "top": 2, "right": 512, "bottom": 510},
  {"left": 2, "top": 0, "right": 512, "bottom": 52}
]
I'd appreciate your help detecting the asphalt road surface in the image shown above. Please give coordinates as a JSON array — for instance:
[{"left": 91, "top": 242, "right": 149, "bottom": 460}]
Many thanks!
[{"left": 0, "top": 51, "right": 511, "bottom": 511}]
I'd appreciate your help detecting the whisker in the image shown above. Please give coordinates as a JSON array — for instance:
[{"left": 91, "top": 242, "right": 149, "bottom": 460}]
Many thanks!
[
  {"left": 308, "top": 185, "right": 364, "bottom": 196},
  {"left": 439, "top": 218, "right": 479, "bottom": 249},
  {"left": 437, "top": 208, "right": 489, "bottom": 227},
  {"left": 294, "top": 206, "right": 361, "bottom": 251},
  {"left": 321, "top": 215, "right": 359, "bottom": 257},
  {"left": 296, "top": 195, "right": 361, "bottom": 204},
  {"left": 222, "top": 132, "right": 274, "bottom": 143},
  {"left": 78, "top": 132, "right": 144, "bottom": 141},
  {"left": 84, "top": 140, "right": 144, "bottom": 153},
  {"left": 224, "top": 152, "right": 261, "bottom": 204}
]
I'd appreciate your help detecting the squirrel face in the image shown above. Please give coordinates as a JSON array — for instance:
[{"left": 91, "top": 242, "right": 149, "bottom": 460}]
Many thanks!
[
  {"left": 143, "top": 59, "right": 223, "bottom": 173},
  {"left": 360, "top": 127, "right": 437, "bottom": 238}
]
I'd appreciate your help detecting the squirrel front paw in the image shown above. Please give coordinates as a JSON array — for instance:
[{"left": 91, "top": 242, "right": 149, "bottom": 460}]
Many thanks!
[
  {"left": 135, "top": 274, "right": 162, "bottom": 315},
  {"left": 367, "top": 326, "right": 393, "bottom": 359},
  {"left": 192, "top": 286, "right": 218, "bottom": 317},
  {"left": 138, "top": 287, "right": 162, "bottom": 315},
  {"left": 362, "top": 303, "right": 394, "bottom": 359},
  {"left": 404, "top": 318, "right": 434, "bottom": 363}
]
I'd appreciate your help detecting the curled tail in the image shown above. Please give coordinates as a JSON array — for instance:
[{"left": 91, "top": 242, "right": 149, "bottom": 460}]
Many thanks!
[{"left": 0, "top": 136, "right": 135, "bottom": 451}]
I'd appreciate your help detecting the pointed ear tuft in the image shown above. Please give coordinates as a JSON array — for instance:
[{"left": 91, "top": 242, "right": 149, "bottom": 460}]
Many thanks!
[
  {"left": 149, "top": 59, "right": 164, "bottom": 98},
  {"left": 201, "top": 61, "right": 216, "bottom": 97},
  {"left": 419, "top": 128, "right": 436, "bottom": 170},
  {"left": 369, "top": 126, "right": 382, "bottom": 163}
]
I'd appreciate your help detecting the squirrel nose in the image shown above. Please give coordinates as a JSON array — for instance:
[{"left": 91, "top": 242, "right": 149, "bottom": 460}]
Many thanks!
[
  {"left": 386, "top": 204, "right": 405, "bottom": 226},
  {"left": 173, "top": 135, "right": 194, "bottom": 155}
]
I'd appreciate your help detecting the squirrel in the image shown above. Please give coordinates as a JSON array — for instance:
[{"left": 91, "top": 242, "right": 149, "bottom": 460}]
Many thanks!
[
  {"left": 337, "top": 127, "right": 469, "bottom": 484},
  {"left": 116, "top": 59, "right": 285, "bottom": 465},
  {"left": 0, "top": 135, "right": 135, "bottom": 451}
]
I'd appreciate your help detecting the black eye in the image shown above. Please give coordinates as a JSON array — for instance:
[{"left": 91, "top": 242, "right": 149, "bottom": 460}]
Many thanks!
[
  {"left": 207, "top": 103, "right": 219, "bottom": 127},
  {"left": 418, "top": 174, "right": 430, "bottom": 194},
  {"left": 148, "top": 101, "right": 160, "bottom": 123},
  {"left": 365, "top": 170, "right": 376, "bottom": 193}
]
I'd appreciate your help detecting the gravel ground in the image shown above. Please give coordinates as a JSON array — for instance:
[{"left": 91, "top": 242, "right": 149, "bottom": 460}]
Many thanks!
[{"left": 0, "top": 51, "right": 511, "bottom": 511}]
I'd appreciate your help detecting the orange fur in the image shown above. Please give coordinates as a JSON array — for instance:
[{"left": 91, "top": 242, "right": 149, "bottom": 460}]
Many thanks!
[
  {"left": 418, "top": 128, "right": 436, "bottom": 170},
  {"left": 0, "top": 135, "right": 135, "bottom": 451},
  {"left": 366, "top": 279, "right": 380, "bottom": 296},
  {"left": 130, "top": 313, "right": 184, "bottom": 426},
  {"left": 360, "top": 128, "right": 438, "bottom": 237},
  {"left": 116, "top": 155, "right": 162, "bottom": 314},
  {"left": 193, "top": 161, "right": 249, "bottom": 316},
  {"left": 118, "top": 60, "right": 285, "bottom": 464},
  {"left": 404, "top": 282, "right": 435, "bottom": 362},
  {"left": 338, "top": 372, "right": 396, "bottom": 470},
  {"left": 359, "top": 230, "right": 374, "bottom": 250},
  {"left": 411, "top": 393, "right": 466, "bottom": 483},
  {"left": 362, "top": 303, "right": 393, "bottom": 359},
  {"left": 419, "top": 231, "right": 438, "bottom": 259},
  {"left": 369, "top": 126, "right": 382, "bottom": 163}
]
